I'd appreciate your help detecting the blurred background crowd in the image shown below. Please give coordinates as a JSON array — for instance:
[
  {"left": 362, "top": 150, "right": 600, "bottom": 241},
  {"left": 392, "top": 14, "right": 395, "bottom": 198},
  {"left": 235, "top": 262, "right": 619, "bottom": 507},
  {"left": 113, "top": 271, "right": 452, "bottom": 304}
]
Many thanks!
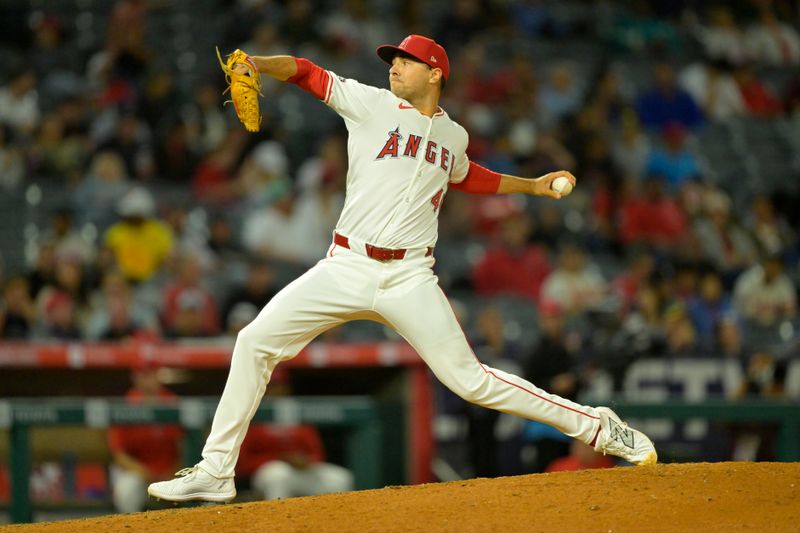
[{"left": 0, "top": 0, "right": 799, "bottom": 484}]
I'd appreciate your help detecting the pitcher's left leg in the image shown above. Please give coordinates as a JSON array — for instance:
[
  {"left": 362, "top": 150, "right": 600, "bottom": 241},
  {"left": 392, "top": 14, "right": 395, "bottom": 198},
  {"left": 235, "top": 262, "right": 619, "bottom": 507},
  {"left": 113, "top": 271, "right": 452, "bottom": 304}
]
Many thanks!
[{"left": 375, "top": 276, "right": 599, "bottom": 443}]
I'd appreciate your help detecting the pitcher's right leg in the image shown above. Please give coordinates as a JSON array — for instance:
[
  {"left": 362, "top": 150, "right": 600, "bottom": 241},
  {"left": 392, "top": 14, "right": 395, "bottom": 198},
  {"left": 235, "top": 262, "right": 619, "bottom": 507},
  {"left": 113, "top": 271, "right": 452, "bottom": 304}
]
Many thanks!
[{"left": 149, "top": 250, "right": 379, "bottom": 502}]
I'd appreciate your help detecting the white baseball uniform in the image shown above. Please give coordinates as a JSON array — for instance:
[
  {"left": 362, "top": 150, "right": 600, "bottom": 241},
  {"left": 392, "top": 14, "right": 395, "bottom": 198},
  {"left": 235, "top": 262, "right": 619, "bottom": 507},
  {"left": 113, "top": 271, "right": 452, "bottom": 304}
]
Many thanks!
[{"left": 197, "top": 60, "right": 602, "bottom": 479}]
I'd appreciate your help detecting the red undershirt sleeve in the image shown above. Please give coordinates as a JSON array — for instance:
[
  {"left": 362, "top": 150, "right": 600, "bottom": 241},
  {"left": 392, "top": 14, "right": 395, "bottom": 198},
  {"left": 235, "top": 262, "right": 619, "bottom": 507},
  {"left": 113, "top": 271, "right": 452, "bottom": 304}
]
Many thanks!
[
  {"left": 449, "top": 161, "right": 502, "bottom": 194},
  {"left": 286, "top": 57, "right": 332, "bottom": 102}
]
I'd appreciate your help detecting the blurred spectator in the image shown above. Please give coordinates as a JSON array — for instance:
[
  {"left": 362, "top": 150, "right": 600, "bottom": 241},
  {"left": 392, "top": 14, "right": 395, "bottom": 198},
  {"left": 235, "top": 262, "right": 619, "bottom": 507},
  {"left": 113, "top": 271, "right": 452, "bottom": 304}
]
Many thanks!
[
  {"left": 435, "top": 0, "right": 488, "bottom": 52},
  {"left": 139, "top": 70, "right": 177, "bottom": 132},
  {"left": 222, "top": 260, "right": 277, "bottom": 332},
  {"left": 207, "top": 213, "right": 245, "bottom": 265},
  {"left": 545, "top": 440, "right": 615, "bottom": 472},
  {"left": 86, "top": 270, "right": 158, "bottom": 340},
  {"left": 0, "top": 275, "right": 36, "bottom": 339},
  {"left": 733, "top": 64, "right": 784, "bottom": 117},
  {"left": 53, "top": 254, "right": 89, "bottom": 308},
  {"left": 162, "top": 252, "right": 220, "bottom": 338},
  {"left": 472, "top": 213, "right": 552, "bottom": 301},
  {"left": 538, "top": 62, "right": 583, "bottom": 128},
  {"left": 154, "top": 119, "right": 196, "bottom": 181},
  {"left": 104, "top": 0, "right": 151, "bottom": 81},
  {"left": 746, "top": 196, "right": 795, "bottom": 256},
  {"left": 733, "top": 255, "right": 797, "bottom": 327},
  {"left": 96, "top": 112, "right": 155, "bottom": 180},
  {"left": 611, "top": 283, "right": 667, "bottom": 363},
  {"left": 541, "top": 242, "right": 607, "bottom": 314},
  {"left": 730, "top": 351, "right": 787, "bottom": 461},
  {"left": 238, "top": 373, "right": 353, "bottom": 499},
  {"left": 690, "top": 6, "right": 749, "bottom": 66},
  {"left": 34, "top": 289, "right": 82, "bottom": 340},
  {"left": 618, "top": 178, "right": 688, "bottom": 251},
  {"left": 238, "top": 141, "right": 293, "bottom": 207},
  {"left": 662, "top": 302, "right": 699, "bottom": 356},
  {"left": 27, "top": 241, "right": 58, "bottom": 299},
  {"left": 644, "top": 122, "right": 700, "bottom": 191},
  {"left": 679, "top": 60, "right": 746, "bottom": 121},
  {"left": 192, "top": 130, "right": 249, "bottom": 205},
  {"left": 280, "top": 0, "right": 322, "bottom": 50},
  {"left": 612, "top": 250, "right": 655, "bottom": 313},
  {"left": 242, "top": 186, "right": 339, "bottom": 266},
  {"left": 108, "top": 363, "right": 183, "bottom": 514},
  {"left": 636, "top": 63, "right": 704, "bottom": 131},
  {"left": 105, "top": 187, "right": 174, "bottom": 283},
  {"left": 72, "top": 151, "right": 132, "bottom": 232},
  {"left": 466, "top": 305, "right": 524, "bottom": 477},
  {"left": 606, "top": 1, "right": 681, "bottom": 55},
  {"left": 610, "top": 108, "right": 651, "bottom": 180},
  {"left": 693, "top": 189, "right": 758, "bottom": 276},
  {"left": 523, "top": 300, "right": 577, "bottom": 472},
  {"left": 715, "top": 314, "right": 749, "bottom": 360},
  {"left": 42, "top": 208, "right": 94, "bottom": 266},
  {"left": 0, "top": 67, "right": 40, "bottom": 135},
  {"left": 29, "top": 114, "right": 88, "bottom": 182},
  {"left": 182, "top": 81, "right": 228, "bottom": 154},
  {"left": 745, "top": 8, "right": 800, "bottom": 67},
  {"left": 0, "top": 124, "right": 24, "bottom": 190},
  {"left": 687, "top": 269, "right": 735, "bottom": 347}
]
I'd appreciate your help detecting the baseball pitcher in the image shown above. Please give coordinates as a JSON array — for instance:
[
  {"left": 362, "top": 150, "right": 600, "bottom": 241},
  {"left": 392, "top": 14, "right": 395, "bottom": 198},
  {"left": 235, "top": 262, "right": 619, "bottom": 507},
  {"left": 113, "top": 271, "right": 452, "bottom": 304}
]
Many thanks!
[{"left": 149, "top": 34, "right": 656, "bottom": 503}]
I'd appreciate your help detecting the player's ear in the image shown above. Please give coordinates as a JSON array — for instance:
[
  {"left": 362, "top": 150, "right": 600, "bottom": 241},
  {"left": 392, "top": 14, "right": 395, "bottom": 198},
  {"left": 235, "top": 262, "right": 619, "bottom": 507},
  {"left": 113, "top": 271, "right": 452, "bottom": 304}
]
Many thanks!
[{"left": 429, "top": 68, "right": 443, "bottom": 87}]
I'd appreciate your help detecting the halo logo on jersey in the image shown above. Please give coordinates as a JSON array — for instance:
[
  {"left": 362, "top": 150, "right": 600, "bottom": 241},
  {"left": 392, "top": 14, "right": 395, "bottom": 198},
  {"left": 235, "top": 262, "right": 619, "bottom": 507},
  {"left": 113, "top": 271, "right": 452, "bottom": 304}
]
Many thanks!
[{"left": 375, "top": 126, "right": 454, "bottom": 173}]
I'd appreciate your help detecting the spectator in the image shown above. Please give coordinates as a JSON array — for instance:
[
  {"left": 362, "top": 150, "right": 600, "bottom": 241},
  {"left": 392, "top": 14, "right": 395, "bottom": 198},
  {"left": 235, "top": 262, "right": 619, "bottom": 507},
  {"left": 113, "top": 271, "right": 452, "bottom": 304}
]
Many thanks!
[
  {"left": 0, "top": 275, "right": 36, "bottom": 339},
  {"left": 35, "top": 289, "right": 82, "bottom": 340},
  {"left": 745, "top": 8, "right": 800, "bottom": 67},
  {"left": 472, "top": 213, "right": 552, "bottom": 301},
  {"left": 662, "top": 302, "right": 699, "bottom": 356},
  {"left": 611, "top": 283, "right": 667, "bottom": 363},
  {"left": 105, "top": 187, "right": 174, "bottom": 283},
  {"left": 27, "top": 241, "right": 58, "bottom": 299},
  {"left": 0, "top": 67, "right": 40, "bottom": 135},
  {"left": 523, "top": 300, "right": 577, "bottom": 472},
  {"left": 545, "top": 440, "right": 615, "bottom": 472},
  {"left": 733, "top": 254, "right": 797, "bottom": 327},
  {"left": 241, "top": 187, "right": 338, "bottom": 266},
  {"left": 679, "top": 60, "right": 746, "bottom": 121},
  {"left": 537, "top": 62, "right": 583, "bottom": 128},
  {"left": 541, "top": 242, "right": 607, "bottom": 314},
  {"left": 693, "top": 189, "right": 758, "bottom": 276},
  {"left": 687, "top": 269, "right": 735, "bottom": 348},
  {"left": 192, "top": 130, "right": 249, "bottom": 205},
  {"left": 691, "top": 6, "right": 749, "bottom": 66},
  {"left": 162, "top": 252, "right": 220, "bottom": 338},
  {"left": 238, "top": 140, "right": 293, "bottom": 208},
  {"left": 237, "top": 373, "right": 353, "bottom": 500},
  {"left": 72, "top": 151, "right": 132, "bottom": 232},
  {"left": 108, "top": 363, "right": 183, "bottom": 514},
  {"left": 86, "top": 270, "right": 158, "bottom": 340},
  {"left": 733, "top": 64, "right": 784, "bottom": 117},
  {"left": 636, "top": 63, "right": 704, "bottom": 131},
  {"left": 30, "top": 114, "right": 88, "bottom": 183},
  {"left": 466, "top": 305, "right": 525, "bottom": 477},
  {"left": 715, "top": 314, "right": 749, "bottom": 360},
  {"left": 746, "top": 196, "right": 795, "bottom": 256},
  {"left": 644, "top": 122, "right": 701, "bottom": 192},
  {"left": 182, "top": 81, "right": 228, "bottom": 154},
  {"left": 96, "top": 112, "right": 155, "bottom": 180},
  {"left": 618, "top": 177, "right": 688, "bottom": 251},
  {"left": 612, "top": 250, "right": 656, "bottom": 314},
  {"left": 0, "top": 124, "right": 24, "bottom": 191},
  {"left": 42, "top": 208, "right": 94, "bottom": 267},
  {"left": 610, "top": 108, "right": 651, "bottom": 180},
  {"left": 222, "top": 260, "right": 277, "bottom": 331}
]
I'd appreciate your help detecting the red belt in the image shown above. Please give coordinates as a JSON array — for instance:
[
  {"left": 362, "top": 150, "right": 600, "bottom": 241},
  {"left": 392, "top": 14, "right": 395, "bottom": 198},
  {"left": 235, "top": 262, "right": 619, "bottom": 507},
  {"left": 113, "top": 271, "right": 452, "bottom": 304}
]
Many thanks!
[{"left": 333, "top": 232, "right": 433, "bottom": 261}]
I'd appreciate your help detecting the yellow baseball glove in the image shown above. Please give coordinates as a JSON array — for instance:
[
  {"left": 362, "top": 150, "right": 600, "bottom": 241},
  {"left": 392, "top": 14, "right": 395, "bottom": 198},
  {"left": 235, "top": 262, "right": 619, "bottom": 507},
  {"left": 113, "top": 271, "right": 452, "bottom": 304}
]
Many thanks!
[{"left": 216, "top": 47, "right": 263, "bottom": 132}]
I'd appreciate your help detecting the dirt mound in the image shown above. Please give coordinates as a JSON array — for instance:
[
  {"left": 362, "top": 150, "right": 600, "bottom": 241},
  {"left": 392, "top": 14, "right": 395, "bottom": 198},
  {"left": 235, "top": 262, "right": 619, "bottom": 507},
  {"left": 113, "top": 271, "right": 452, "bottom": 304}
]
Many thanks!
[{"left": 4, "top": 462, "right": 799, "bottom": 532}]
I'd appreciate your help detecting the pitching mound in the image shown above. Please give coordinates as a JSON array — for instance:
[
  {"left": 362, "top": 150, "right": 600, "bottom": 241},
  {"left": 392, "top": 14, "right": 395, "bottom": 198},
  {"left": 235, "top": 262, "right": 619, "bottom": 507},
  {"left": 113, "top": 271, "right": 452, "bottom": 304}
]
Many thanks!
[{"left": 5, "top": 462, "right": 799, "bottom": 532}]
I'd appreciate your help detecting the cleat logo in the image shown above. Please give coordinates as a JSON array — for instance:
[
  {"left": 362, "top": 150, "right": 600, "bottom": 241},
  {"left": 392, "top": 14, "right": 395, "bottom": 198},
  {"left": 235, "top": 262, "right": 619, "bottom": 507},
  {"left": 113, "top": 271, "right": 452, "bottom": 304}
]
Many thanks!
[{"left": 608, "top": 417, "right": 635, "bottom": 449}]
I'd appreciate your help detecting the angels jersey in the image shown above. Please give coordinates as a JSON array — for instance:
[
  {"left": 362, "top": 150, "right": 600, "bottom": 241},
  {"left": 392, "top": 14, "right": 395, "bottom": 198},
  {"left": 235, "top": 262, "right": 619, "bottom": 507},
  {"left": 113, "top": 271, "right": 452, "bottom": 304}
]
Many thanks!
[{"left": 289, "top": 62, "right": 471, "bottom": 250}]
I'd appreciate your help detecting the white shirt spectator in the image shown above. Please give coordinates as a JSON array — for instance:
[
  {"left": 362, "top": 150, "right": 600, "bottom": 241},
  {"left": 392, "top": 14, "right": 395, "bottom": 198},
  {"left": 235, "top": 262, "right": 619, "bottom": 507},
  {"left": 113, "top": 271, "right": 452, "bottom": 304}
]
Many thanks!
[
  {"left": 0, "top": 86, "right": 39, "bottom": 133},
  {"left": 733, "top": 262, "right": 797, "bottom": 325},
  {"left": 679, "top": 63, "right": 745, "bottom": 121},
  {"left": 541, "top": 263, "right": 607, "bottom": 314},
  {"left": 745, "top": 19, "right": 800, "bottom": 66}
]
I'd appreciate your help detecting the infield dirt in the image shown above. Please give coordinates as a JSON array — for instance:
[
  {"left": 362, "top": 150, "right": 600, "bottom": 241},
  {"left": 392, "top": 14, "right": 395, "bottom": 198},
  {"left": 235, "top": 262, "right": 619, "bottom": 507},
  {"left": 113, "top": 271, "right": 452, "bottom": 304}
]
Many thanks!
[{"left": 3, "top": 462, "right": 799, "bottom": 532}]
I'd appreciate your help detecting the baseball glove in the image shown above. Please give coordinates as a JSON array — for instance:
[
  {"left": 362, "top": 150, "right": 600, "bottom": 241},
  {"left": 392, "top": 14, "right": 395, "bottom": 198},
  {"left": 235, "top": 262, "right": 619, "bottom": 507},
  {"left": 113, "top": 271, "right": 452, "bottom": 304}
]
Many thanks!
[{"left": 216, "top": 47, "right": 263, "bottom": 132}]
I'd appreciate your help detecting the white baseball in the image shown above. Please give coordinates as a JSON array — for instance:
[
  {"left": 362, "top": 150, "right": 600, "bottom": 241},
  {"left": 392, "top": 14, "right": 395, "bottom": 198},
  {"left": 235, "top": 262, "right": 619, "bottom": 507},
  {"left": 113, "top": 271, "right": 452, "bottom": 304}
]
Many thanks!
[{"left": 551, "top": 176, "right": 573, "bottom": 195}]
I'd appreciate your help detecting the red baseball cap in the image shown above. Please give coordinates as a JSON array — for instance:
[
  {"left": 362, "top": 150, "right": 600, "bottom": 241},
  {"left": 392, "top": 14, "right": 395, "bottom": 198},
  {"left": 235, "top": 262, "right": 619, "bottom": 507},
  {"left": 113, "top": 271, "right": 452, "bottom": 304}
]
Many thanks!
[{"left": 376, "top": 34, "right": 450, "bottom": 81}]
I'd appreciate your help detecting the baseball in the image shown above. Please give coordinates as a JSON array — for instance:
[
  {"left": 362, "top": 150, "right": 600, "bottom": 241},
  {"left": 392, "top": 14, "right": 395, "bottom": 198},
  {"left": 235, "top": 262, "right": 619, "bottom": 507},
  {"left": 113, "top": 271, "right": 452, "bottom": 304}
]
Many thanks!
[{"left": 551, "top": 176, "right": 573, "bottom": 195}]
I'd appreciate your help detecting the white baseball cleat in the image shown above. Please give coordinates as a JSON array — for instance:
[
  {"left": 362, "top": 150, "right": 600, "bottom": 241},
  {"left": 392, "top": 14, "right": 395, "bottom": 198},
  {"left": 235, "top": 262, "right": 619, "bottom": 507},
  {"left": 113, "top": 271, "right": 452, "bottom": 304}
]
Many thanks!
[
  {"left": 147, "top": 466, "right": 236, "bottom": 503},
  {"left": 594, "top": 407, "right": 658, "bottom": 466}
]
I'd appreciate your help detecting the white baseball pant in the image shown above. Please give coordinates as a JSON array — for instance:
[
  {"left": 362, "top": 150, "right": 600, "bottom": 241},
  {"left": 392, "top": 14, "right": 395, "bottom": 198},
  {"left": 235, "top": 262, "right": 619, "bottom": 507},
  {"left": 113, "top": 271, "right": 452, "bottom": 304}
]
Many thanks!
[
  {"left": 110, "top": 467, "right": 148, "bottom": 514},
  {"left": 198, "top": 242, "right": 601, "bottom": 478}
]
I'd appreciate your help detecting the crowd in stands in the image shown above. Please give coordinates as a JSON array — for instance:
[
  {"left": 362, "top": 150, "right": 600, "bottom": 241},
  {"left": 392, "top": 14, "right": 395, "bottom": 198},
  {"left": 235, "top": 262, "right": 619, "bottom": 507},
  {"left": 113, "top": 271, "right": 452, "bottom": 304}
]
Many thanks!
[{"left": 0, "top": 0, "right": 798, "bottom": 395}]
